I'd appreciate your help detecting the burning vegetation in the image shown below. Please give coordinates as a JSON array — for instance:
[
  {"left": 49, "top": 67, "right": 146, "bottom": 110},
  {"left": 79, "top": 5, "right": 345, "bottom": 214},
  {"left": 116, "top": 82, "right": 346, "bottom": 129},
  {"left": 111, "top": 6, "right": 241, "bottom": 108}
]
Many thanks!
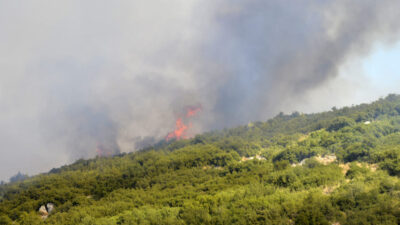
[
  {"left": 166, "top": 105, "right": 202, "bottom": 141},
  {"left": 96, "top": 143, "right": 119, "bottom": 157}
]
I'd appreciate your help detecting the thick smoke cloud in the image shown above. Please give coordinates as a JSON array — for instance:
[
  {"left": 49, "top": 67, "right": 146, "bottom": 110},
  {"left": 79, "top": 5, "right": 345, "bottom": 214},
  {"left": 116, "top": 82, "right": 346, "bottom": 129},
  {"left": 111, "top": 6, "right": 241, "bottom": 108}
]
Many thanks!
[
  {"left": 198, "top": 0, "right": 400, "bottom": 127},
  {"left": 0, "top": 0, "right": 400, "bottom": 181}
]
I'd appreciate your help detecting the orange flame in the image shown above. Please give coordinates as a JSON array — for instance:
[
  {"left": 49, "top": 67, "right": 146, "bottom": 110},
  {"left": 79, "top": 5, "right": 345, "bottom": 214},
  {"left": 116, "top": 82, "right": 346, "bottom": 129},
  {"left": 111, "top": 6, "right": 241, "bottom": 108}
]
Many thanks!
[
  {"left": 186, "top": 105, "right": 202, "bottom": 118},
  {"left": 166, "top": 105, "right": 202, "bottom": 141},
  {"left": 166, "top": 118, "right": 188, "bottom": 141},
  {"left": 96, "top": 144, "right": 112, "bottom": 157}
]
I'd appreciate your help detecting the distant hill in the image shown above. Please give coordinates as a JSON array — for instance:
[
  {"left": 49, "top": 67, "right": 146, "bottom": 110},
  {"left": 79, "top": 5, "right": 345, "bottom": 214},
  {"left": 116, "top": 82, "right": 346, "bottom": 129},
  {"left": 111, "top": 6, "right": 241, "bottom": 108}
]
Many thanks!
[{"left": 2, "top": 94, "right": 400, "bottom": 224}]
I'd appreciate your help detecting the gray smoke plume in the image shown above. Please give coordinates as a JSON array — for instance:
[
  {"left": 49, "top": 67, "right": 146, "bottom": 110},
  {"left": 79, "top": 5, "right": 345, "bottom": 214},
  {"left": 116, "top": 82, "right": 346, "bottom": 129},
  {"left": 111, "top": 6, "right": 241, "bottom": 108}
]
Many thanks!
[
  {"left": 0, "top": 0, "right": 400, "bottom": 181},
  {"left": 196, "top": 0, "right": 400, "bottom": 127}
]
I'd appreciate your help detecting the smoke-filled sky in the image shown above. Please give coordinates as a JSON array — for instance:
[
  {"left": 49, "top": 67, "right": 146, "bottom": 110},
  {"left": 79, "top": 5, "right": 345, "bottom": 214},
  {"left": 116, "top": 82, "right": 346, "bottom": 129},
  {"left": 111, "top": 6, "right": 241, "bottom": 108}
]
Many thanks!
[{"left": 1, "top": 0, "right": 400, "bottom": 181}]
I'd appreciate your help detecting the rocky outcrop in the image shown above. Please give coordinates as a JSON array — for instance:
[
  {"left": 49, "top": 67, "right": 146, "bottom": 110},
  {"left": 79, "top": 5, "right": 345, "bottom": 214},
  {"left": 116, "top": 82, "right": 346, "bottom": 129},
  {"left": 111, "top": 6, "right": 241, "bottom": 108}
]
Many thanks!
[
  {"left": 315, "top": 154, "right": 337, "bottom": 165},
  {"left": 292, "top": 154, "right": 337, "bottom": 167},
  {"left": 241, "top": 155, "right": 266, "bottom": 162},
  {"left": 38, "top": 205, "right": 48, "bottom": 219},
  {"left": 38, "top": 203, "right": 55, "bottom": 219},
  {"left": 46, "top": 203, "right": 55, "bottom": 214}
]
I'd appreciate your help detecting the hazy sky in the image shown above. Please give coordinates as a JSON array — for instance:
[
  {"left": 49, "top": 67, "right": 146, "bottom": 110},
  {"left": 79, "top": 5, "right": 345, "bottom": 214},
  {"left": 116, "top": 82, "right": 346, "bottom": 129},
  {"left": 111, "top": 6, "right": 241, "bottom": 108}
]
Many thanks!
[
  {"left": 363, "top": 42, "right": 400, "bottom": 92},
  {"left": 1, "top": 0, "right": 400, "bottom": 182},
  {"left": 290, "top": 41, "right": 400, "bottom": 114}
]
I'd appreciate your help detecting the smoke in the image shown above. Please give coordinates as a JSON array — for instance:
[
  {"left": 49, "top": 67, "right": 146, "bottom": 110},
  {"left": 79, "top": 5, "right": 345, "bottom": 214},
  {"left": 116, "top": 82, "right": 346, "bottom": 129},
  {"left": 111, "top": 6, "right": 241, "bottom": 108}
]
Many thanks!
[
  {"left": 196, "top": 0, "right": 400, "bottom": 127},
  {"left": 1, "top": 0, "right": 400, "bottom": 180}
]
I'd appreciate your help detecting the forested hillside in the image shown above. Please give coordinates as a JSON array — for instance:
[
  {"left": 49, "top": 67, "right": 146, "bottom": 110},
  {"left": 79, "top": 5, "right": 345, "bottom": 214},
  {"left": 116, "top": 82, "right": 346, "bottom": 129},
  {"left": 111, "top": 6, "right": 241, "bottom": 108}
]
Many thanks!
[{"left": 2, "top": 95, "right": 400, "bottom": 224}]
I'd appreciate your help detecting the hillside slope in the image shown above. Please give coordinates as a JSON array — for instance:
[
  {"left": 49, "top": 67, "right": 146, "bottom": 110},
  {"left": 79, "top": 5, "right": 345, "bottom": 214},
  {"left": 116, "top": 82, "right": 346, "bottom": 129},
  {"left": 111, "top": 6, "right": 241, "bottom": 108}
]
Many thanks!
[{"left": 2, "top": 95, "right": 400, "bottom": 224}]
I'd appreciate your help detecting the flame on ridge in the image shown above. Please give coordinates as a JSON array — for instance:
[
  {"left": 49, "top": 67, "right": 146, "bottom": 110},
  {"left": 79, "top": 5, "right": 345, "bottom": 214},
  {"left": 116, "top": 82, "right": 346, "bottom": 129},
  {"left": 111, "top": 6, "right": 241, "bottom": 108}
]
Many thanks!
[{"left": 166, "top": 105, "right": 202, "bottom": 141}]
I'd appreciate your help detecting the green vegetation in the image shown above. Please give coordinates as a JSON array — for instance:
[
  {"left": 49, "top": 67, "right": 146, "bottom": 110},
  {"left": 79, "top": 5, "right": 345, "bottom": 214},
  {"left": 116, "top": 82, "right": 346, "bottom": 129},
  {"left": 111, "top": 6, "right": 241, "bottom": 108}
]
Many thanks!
[{"left": 2, "top": 94, "right": 400, "bottom": 224}]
